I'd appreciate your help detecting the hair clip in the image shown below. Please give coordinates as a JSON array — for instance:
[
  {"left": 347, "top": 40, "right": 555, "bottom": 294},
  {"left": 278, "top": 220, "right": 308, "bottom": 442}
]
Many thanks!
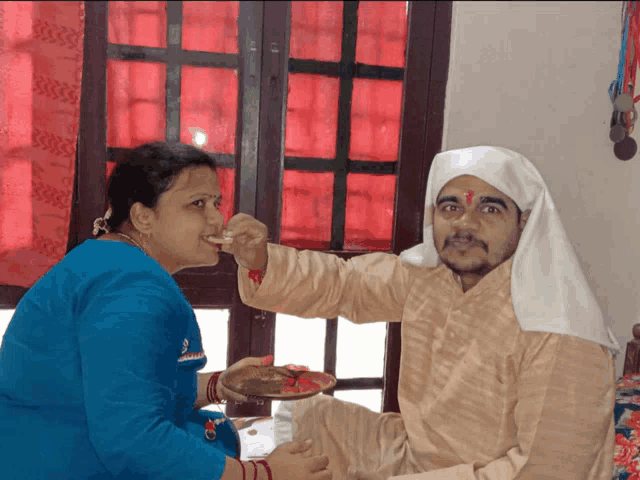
[{"left": 92, "top": 207, "right": 113, "bottom": 236}]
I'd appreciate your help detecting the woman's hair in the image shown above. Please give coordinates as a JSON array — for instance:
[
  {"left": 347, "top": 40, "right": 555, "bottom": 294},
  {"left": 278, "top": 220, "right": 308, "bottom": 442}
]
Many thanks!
[{"left": 102, "top": 142, "right": 218, "bottom": 234}]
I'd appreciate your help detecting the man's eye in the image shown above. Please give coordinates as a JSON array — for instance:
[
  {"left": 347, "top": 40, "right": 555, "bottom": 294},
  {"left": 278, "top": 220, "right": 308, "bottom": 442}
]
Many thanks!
[
  {"left": 481, "top": 205, "right": 500, "bottom": 214},
  {"left": 442, "top": 205, "right": 457, "bottom": 212},
  {"left": 192, "top": 199, "right": 205, "bottom": 208}
]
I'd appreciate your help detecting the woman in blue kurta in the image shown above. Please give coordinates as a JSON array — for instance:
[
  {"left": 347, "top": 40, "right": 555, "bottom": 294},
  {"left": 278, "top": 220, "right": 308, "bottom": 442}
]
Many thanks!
[{"left": 0, "top": 142, "right": 331, "bottom": 480}]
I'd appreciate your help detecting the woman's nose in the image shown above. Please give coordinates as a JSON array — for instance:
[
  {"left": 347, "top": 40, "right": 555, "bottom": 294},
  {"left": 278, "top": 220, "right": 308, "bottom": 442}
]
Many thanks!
[{"left": 206, "top": 204, "right": 224, "bottom": 224}]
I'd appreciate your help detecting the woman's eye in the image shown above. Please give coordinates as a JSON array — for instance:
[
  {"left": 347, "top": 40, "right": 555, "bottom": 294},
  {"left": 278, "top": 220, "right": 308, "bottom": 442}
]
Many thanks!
[
  {"left": 442, "top": 205, "right": 457, "bottom": 212},
  {"left": 192, "top": 199, "right": 205, "bottom": 208}
]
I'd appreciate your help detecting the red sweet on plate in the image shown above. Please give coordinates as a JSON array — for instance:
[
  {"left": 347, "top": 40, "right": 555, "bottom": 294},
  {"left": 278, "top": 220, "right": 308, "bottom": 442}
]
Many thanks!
[
  {"left": 284, "top": 364, "right": 310, "bottom": 372},
  {"left": 283, "top": 374, "right": 319, "bottom": 393}
]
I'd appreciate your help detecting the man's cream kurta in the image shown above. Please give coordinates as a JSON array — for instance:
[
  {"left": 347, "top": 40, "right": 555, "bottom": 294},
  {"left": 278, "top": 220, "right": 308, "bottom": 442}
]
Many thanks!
[{"left": 239, "top": 244, "right": 616, "bottom": 480}]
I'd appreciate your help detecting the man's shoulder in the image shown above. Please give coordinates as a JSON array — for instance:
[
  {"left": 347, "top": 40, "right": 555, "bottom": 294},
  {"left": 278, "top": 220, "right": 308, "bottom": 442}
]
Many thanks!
[
  {"left": 409, "top": 261, "right": 449, "bottom": 277},
  {"left": 402, "top": 261, "right": 452, "bottom": 287}
]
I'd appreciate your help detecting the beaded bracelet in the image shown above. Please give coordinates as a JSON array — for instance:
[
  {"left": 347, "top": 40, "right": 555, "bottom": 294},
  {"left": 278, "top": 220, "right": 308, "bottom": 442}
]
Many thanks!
[
  {"left": 248, "top": 269, "right": 264, "bottom": 284},
  {"left": 206, "top": 371, "right": 224, "bottom": 404},
  {"left": 256, "top": 460, "right": 273, "bottom": 480}
]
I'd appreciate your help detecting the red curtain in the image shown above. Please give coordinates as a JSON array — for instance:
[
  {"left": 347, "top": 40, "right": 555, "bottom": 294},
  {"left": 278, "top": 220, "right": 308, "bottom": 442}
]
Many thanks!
[{"left": 0, "top": 2, "right": 85, "bottom": 288}]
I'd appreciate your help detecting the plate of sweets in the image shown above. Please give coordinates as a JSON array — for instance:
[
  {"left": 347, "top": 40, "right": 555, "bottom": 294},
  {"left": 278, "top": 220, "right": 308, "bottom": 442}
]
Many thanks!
[{"left": 221, "top": 364, "right": 337, "bottom": 400}]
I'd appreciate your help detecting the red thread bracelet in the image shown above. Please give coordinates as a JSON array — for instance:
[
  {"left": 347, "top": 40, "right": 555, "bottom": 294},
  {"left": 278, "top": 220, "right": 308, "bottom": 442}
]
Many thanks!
[
  {"left": 248, "top": 269, "right": 264, "bottom": 284},
  {"left": 207, "top": 371, "right": 223, "bottom": 404},
  {"left": 249, "top": 460, "right": 258, "bottom": 480},
  {"left": 214, "top": 371, "right": 223, "bottom": 403},
  {"left": 236, "top": 458, "right": 246, "bottom": 480},
  {"left": 206, "top": 374, "right": 215, "bottom": 403},
  {"left": 256, "top": 460, "right": 272, "bottom": 480}
]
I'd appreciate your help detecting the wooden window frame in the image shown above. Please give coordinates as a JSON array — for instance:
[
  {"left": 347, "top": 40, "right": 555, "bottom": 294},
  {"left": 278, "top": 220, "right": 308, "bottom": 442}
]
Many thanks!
[{"left": 0, "top": 0, "right": 452, "bottom": 417}]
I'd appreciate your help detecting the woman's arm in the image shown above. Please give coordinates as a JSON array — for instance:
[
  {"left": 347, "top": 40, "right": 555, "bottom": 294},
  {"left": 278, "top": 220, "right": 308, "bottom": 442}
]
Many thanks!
[
  {"left": 77, "top": 270, "right": 230, "bottom": 480},
  {"left": 195, "top": 356, "right": 276, "bottom": 410},
  {"left": 194, "top": 371, "right": 215, "bottom": 410},
  {"left": 219, "top": 458, "right": 246, "bottom": 480}
]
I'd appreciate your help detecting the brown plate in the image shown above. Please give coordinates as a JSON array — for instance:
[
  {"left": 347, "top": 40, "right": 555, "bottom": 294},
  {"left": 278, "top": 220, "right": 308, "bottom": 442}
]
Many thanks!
[{"left": 221, "top": 365, "right": 337, "bottom": 400}]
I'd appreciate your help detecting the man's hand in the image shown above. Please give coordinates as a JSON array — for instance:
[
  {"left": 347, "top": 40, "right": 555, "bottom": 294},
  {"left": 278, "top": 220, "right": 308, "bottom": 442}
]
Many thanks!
[{"left": 220, "top": 213, "right": 268, "bottom": 271}]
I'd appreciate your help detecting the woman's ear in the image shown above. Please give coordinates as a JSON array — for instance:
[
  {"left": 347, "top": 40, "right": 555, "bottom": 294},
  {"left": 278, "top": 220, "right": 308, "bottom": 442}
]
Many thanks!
[{"left": 129, "top": 202, "right": 155, "bottom": 234}]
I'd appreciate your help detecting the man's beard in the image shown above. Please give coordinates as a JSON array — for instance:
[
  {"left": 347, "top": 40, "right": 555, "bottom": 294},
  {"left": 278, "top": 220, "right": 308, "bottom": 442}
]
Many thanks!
[
  {"left": 435, "top": 232, "right": 491, "bottom": 276},
  {"left": 439, "top": 255, "right": 493, "bottom": 277}
]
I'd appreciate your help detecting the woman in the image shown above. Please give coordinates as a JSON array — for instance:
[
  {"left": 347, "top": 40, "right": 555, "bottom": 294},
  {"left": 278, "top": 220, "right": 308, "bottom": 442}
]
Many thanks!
[{"left": 0, "top": 142, "right": 331, "bottom": 480}]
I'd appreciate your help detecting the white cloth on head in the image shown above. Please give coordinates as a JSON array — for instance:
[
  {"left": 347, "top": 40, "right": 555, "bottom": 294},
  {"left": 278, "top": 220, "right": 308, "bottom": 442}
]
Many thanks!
[{"left": 399, "top": 145, "right": 621, "bottom": 354}]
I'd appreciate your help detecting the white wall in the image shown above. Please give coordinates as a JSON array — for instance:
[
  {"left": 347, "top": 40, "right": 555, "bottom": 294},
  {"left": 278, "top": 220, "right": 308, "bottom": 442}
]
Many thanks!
[{"left": 442, "top": 1, "right": 640, "bottom": 376}]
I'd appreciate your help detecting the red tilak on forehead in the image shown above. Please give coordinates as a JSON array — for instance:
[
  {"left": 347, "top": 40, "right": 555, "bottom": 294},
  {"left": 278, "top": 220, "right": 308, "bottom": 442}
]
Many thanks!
[{"left": 465, "top": 190, "right": 474, "bottom": 206}]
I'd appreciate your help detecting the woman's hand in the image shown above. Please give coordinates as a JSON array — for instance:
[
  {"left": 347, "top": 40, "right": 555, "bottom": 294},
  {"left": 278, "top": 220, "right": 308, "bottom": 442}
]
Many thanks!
[
  {"left": 216, "top": 354, "right": 274, "bottom": 403},
  {"left": 220, "top": 213, "right": 268, "bottom": 271},
  {"left": 266, "top": 440, "right": 332, "bottom": 480}
]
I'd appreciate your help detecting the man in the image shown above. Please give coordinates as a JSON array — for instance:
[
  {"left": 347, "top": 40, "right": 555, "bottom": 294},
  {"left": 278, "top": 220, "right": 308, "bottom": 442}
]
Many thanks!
[{"left": 221, "top": 146, "right": 620, "bottom": 479}]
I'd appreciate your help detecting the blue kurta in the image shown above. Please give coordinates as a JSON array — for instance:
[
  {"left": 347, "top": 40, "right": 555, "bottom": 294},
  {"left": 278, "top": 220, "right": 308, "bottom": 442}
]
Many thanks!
[{"left": 0, "top": 239, "right": 238, "bottom": 479}]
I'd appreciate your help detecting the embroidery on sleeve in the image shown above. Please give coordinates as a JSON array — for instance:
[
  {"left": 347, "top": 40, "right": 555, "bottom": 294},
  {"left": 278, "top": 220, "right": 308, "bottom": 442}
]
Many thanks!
[{"left": 178, "top": 351, "right": 206, "bottom": 363}]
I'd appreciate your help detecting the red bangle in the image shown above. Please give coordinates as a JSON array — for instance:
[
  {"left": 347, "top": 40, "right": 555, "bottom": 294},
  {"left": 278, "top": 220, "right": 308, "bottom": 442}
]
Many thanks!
[
  {"left": 249, "top": 460, "right": 258, "bottom": 480},
  {"left": 236, "top": 459, "right": 246, "bottom": 480},
  {"left": 256, "top": 460, "right": 272, "bottom": 480},
  {"left": 248, "top": 269, "right": 264, "bottom": 284},
  {"left": 207, "top": 371, "right": 223, "bottom": 404}
]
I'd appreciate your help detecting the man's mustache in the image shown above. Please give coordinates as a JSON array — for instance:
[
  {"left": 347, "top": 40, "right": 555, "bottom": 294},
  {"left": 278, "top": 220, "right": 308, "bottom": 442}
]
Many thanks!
[{"left": 444, "top": 233, "right": 488, "bottom": 252}]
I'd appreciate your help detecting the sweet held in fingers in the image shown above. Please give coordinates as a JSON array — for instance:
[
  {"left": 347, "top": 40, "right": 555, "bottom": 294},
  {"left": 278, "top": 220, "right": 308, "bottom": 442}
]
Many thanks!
[{"left": 204, "top": 235, "right": 233, "bottom": 245}]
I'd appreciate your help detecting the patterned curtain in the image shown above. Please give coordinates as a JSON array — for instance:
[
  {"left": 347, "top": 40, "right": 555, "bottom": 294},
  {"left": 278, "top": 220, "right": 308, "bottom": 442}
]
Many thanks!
[{"left": 0, "top": 2, "right": 85, "bottom": 288}]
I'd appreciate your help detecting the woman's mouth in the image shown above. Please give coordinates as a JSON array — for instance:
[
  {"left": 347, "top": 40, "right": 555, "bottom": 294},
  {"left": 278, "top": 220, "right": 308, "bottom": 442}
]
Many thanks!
[{"left": 202, "top": 235, "right": 228, "bottom": 251}]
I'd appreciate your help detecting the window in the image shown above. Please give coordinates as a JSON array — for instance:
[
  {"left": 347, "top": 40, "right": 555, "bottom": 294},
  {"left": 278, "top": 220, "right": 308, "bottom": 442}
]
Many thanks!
[
  {"left": 0, "top": 1, "right": 452, "bottom": 417},
  {"left": 105, "top": 1, "right": 238, "bottom": 222},
  {"left": 0, "top": 310, "right": 14, "bottom": 344},
  {"left": 233, "top": 0, "right": 452, "bottom": 416},
  {"left": 273, "top": 2, "right": 407, "bottom": 411},
  {"left": 195, "top": 309, "right": 231, "bottom": 415}
]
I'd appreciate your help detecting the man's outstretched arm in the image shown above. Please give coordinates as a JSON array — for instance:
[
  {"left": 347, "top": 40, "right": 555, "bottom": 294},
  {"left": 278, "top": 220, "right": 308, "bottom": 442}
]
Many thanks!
[{"left": 238, "top": 243, "right": 417, "bottom": 324}]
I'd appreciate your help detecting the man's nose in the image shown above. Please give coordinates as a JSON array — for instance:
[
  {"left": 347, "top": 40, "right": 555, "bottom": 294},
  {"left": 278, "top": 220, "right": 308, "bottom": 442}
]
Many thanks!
[{"left": 453, "top": 209, "right": 480, "bottom": 229}]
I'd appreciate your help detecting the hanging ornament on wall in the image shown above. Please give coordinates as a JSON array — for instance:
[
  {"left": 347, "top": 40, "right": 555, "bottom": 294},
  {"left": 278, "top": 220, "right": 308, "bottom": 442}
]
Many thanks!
[
  {"left": 609, "top": 1, "right": 640, "bottom": 160},
  {"left": 615, "top": 92, "right": 635, "bottom": 111},
  {"left": 614, "top": 135, "right": 638, "bottom": 160},
  {"left": 610, "top": 111, "right": 628, "bottom": 142}
]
